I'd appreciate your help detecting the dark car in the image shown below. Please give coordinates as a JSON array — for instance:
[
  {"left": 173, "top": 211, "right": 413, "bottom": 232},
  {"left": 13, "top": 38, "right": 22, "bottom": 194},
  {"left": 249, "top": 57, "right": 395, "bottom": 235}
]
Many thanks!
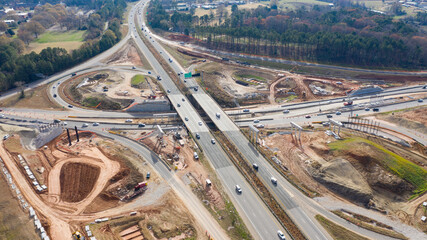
[
  {"left": 326, "top": 115, "right": 333, "bottom": 118},
  {"left": 53, "top": 94, "right": 57, "bottom": 98},
  {"left": 373, "top": 108, "right": 379, "bottom": 112}
]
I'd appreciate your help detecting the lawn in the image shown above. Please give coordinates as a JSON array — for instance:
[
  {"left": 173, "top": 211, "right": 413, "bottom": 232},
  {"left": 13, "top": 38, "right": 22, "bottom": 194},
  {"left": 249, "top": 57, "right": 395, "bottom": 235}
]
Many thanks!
[
  {"left": 131, "top": 74, "right": 146, "bottom": 86},
  {"left": 315, "top": 215, "right": 369, "bottom": 240},
  {"left": 329, "top": 137, "right": 427, "bottom": 197},
  {"left": 36, "top": 30, "right": 85, "bottom": 43}
]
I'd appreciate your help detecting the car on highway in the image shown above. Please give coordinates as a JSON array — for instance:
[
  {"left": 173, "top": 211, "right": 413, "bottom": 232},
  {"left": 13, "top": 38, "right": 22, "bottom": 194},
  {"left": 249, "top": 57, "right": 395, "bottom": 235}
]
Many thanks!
[
  {"left": 211, "top": 139, "right": 216, "bottom": 144},
  {"left": 167, "top": 89, "right": 171, "bottom": 93},
  {"left": 53, "top": 94, "right": 57, "bottom": 98},
  {"left": 93, "top": 122, "right": 99, "bottom": 126},
  {"left": 253, "top": 119, "right": 260, "bottom": 123},
  {"left": 305, "top": 115, "right": 311, "bottom": 118},
  {"left": 177, "top": 103, "right": 181, "bottom": 107},
  {"left": 336, "top": 111, "right": 341, "bottom": 115},
  {"left": 182, "top": 98, "right": 185, "bottom": 102},
  {"left": 0, "top": 114, "right": 4, "bottom": 118},
  {"left": 146, "top": 172, "right": 151, "bottom": 179},
  {"left": 185, "top": 117, "right": 189, "bottom": 121},
  {"left": 365, "top": 108, "right": 370, "bottom": 111},
  {"left": 243, "top": 109, "right": 250, "bottom": 113},
  {"left": 132, "top": 66, "right": 136, "bottom": 69},
  {"left": 283, "top": 109, "right": 290, "bottom": 113},
  {"left": 71, "top": 73, "right": 76, "bottom": 76},
  {"left": 198, "top": 121, "right": 202, "bottom": 126},
  {"left": 253, "top": 163, "right": 258, "bottom": 170},
  {"left": 138, "top": 123, "right": 146, "bottom": 127},
  {"left": 63, "top": 122, "right": 68, "bottom": 125},
  {"left": 125, "top": 119, "right": 133, "bottom": 123},
  {"left": 148, "top": 71, "right": 151, "bottom": 74},
  {"left": 418, "top": 99, "right": 424, "bottom": 102},
  {"left": 3, "top": 134, "right": 10, "bottom": 140},
  {"left": 423, "top": 85, "right": 427, "bottom": 89},
  {"left": 82, "top": 123, "right": 88, "bottom": 127},
  {"left": 277, "top": 230, "right": 286, "bottom": 240},
  {"left": 271, "top": 177, "right": 278, "bottom": 185},
  {"left": 157, "top": 75, "right": 161, "bottom": 80},
  {"left": 195, "top": 133, "right": 200, "bottom": 139},
  {"left": 68, "top": 104, "right": 73, "bottom": 108},
  {"left": 373, "top": 108, "right": 379, "bottom": 112},
  {"left": 326, "top": 114, "right": 333, "bottom": 118},
  {"left": 256, "top": 124, "right": 265, "bottom": 128},
  {"left": 235, "top": 185, "right": 242, "bottom": 194},
  {"left": 53, "top": 86, "right": 55, "bottom": 89},
  {"left": 216, "top": 113, "right": 220, "bottom": 118}
]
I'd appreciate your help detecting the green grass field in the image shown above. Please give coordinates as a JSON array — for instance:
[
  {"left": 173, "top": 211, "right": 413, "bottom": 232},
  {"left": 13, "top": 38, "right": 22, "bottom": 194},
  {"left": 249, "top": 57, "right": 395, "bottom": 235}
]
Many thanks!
[
  {"left": 36, "top": 30, "right": 85, "bottom": 43},
  {"left": 329, "top": 137, "right": 427, "bottom": 197},
  {"left": 131, "top": 74, "right": 146, "bottom": 86}
]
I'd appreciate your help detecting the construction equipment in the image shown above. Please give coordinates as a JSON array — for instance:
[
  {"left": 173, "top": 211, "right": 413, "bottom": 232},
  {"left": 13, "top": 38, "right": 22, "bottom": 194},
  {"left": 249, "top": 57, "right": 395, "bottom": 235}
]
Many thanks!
[{"left": 72, "top": 231, "right": 85, "bottom": 240}]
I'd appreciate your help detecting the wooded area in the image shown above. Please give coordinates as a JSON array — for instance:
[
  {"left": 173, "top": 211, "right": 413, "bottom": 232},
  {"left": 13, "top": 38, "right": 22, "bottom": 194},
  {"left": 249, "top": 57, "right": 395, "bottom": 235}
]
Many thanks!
[
  {"left": 0, "top": 0, "right": 132, "bottom": 92},
  {"left": 148, "top": 0, "right": 427, "bottom": 69}
]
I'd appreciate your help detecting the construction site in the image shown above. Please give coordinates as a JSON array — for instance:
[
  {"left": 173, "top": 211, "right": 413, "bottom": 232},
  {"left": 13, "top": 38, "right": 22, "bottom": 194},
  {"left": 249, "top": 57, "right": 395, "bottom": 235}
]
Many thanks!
[
  {"left": 0, "top": 123, "right": 201, "bottom": 240},
  {"left": 251, "top": 121, "right": 427, "bottom": 237}
]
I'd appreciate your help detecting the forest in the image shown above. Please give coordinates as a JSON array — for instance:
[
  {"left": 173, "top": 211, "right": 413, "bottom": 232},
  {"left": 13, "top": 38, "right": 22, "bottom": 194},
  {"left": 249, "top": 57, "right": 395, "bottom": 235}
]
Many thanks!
[
  {"left": 147, "top": 0, "right": 427, "bottom": 69},
  {"left": 0, "top": 0, "right": 131, "bottom": 92}
]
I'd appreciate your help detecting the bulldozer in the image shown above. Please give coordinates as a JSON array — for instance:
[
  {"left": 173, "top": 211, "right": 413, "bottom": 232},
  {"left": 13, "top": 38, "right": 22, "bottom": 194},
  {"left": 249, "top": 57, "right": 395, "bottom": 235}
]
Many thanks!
[{"left": 72, "top": 231, "right": 85, "bottom": 240}]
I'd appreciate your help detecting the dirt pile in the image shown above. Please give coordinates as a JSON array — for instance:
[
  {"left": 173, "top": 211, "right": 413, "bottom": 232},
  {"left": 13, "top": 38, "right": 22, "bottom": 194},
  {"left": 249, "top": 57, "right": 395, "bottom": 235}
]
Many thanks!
[
  {"left": 60, "top": 162, "right": 101, "bottom": 202},
  {"left": 311, "top": 158, "right": 373, "bottom": 205},
  {"left": 105, "top": 39, "right": 143, "bottom": 66}
]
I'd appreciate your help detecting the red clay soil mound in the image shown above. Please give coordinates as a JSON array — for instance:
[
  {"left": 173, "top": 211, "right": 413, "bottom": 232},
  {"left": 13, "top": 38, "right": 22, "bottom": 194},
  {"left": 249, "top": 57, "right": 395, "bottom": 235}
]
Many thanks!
[{"left": 60, "top": 162, "right": 100, "bottom": 202}]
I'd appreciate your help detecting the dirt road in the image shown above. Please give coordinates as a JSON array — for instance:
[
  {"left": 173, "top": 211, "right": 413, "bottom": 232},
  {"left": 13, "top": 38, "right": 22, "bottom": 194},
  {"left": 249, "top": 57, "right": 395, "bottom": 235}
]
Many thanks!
[{"left": 0, "top": 141, "right": 72, "bottom": 239}]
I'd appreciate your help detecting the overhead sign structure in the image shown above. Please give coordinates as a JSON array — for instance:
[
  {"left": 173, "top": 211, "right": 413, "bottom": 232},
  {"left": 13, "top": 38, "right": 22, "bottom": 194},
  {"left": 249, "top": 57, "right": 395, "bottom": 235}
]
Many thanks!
[{"left": 184, "top": 72, "right": 192, "bottom": 78}]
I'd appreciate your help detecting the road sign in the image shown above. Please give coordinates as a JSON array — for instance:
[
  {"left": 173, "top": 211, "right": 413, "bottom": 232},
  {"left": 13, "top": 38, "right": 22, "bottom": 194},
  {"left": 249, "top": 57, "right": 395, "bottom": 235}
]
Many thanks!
[{"left": 184, "top": 72, "right": 192, "bottom": 78}]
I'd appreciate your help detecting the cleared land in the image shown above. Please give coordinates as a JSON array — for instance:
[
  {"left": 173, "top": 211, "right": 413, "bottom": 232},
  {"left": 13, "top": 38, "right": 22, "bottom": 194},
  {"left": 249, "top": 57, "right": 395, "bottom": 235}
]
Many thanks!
[
  {"left": 328, "top": 137, "right": 427, "bottom": 197},
  {"left": 377, "top": 106, "right": 427, "bottom": 135},
  {"left": 0, "top": 84, "right": 64, "bottom": 110},
  {"left": 0, "top": 176, "right": 39, "bottom": 240},
  {"left": 315, "top": 215, "right": 369, "bottom": 240},
  {"left": 60, "top": 162, "right": 100, "bottom": 202}
]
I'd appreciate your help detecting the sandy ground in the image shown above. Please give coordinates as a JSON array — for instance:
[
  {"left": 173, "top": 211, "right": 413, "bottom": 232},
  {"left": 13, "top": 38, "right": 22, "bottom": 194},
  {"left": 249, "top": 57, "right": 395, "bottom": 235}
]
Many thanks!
[
  {"left": 0, "top": 130, "right": 202, "bottom": 240},
  {"left": 47, "top": 147, "right": 120, "bottom": 214}
]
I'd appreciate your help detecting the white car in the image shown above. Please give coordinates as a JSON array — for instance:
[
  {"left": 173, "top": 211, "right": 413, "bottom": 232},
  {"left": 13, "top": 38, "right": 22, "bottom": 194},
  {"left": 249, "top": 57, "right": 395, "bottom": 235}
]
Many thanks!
[
  {"left": 277, "top": 230, "right": 286, "bottom": 240},
  {"left": 198, "top": 121, "right": 202, "bottom": 126},
  {"left": 82, "top": 123, "right": 89, "bottom": 127},
  {"left": 125, "top": 119, "right": 133, "bottom": 123},
  {"left": 271, "top": 177, "right": 278, "bottom": 185},
  {"left": 93, "top": 122, "right": 99, "bottom": 126},
  {"left": 235, "top": 185, "right": 242, "bottom": 194},
  {"left": 283, "top": 110, "right": 290, "bottom": 114},
  {"left": 211, "top": 139, "right": 216, "bottom": 144},
  {"left": 336, "top": 111, "right": 341, "bottom": 115}
]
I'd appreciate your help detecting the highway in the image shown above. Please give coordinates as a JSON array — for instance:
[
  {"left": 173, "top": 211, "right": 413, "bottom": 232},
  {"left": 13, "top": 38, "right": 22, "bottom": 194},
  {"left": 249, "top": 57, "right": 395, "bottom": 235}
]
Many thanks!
[
  {"left": 127, "top": 2, "right": 288, "bottom": 239},
  {"left": 133, "top": 1, "right": 424, "bottom": 239},
  {"left": 1, "top": 0, "right": 424, "bottom": 239}
]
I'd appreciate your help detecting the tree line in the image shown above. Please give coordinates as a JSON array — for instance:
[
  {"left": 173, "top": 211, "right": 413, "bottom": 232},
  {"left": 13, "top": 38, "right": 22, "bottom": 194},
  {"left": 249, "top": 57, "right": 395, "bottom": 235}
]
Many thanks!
[
  {"left": 0, "top": 0, "right": 129, "bottom": 92},
  {"left": 147, "top": 0, "right": 426, "bottom": 69}
]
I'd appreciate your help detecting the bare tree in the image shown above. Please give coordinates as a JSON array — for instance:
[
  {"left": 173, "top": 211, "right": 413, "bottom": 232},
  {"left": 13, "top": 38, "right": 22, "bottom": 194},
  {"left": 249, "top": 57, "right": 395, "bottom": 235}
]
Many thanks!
[{"left": 18, "top": 29, "right": 34, "bottom": 45}]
